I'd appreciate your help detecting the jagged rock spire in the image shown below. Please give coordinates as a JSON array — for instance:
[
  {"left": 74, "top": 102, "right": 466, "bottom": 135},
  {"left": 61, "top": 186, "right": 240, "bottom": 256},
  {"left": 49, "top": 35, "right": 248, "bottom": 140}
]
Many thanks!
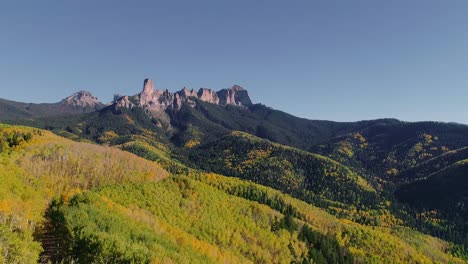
[
  {"left": 113, "top": 79, "right": 253, "bottom": 124},
  {"left": 142, "top": 78, "right": 154, "bottom": 94}
]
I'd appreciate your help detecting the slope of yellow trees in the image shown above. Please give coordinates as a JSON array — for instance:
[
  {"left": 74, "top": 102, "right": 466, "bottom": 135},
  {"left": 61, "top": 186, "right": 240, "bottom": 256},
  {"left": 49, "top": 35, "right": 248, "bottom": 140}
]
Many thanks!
[
  {"left": 0, "top": 124, "right": 167, "bottom": 263},
  {"left": 0, "top": 124, "right": 465, "bottom": 263}
]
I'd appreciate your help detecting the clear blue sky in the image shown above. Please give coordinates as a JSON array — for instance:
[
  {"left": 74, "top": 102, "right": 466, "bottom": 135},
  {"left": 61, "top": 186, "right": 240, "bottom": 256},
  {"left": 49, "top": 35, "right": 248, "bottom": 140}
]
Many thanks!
[{"left": 1, "top": 1, "right": 468, "bottom": 123}]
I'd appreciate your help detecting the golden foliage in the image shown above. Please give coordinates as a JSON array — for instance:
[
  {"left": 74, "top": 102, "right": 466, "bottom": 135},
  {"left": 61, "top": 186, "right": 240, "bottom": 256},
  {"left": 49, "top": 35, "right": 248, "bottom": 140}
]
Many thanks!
[
  {"left": 185, "top": 140, "right": 201, "bottom": 148},
  {"left": 386, "top": 168, "right": 399, "bottom": 176},
  {"left": 18, "top": 132, "right": 168, "bottom": 195},
  {"left": 97, "top": 130, "right": 119, "bottom": 143},
  {"left": 193, "top": 172, "right": 464, "bottom": 264},
  {"left": 0, "top": 124, "right": 169, "bottom": 262}
]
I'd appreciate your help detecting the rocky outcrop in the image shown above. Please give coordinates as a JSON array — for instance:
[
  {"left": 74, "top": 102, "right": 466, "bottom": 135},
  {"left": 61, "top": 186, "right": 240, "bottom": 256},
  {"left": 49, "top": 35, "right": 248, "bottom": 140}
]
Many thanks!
[
  {"left": 197, "top": 88, "right": 220, "bottom": 104},
  {"left": 174, "top": 87, "right": 198, "bottom": 108},
  {"left": 112, "top": 78, "right": 253, "bottom": 124},
  {"left": 217, "top": 85, "right": 252, "bottom": 106},
  {"left": 113, "top": 94, "right": 124, "bottom": 102},
  {"left": 176, "top": 87, "right": 198, "bottom": 99},
  {"left": 115, "top": 96, "right": 134, "bottom": 109}
]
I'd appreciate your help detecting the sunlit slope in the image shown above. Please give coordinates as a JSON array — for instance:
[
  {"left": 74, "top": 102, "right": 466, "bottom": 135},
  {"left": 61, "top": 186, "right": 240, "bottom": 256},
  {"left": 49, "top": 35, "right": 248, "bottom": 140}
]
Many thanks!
[
  {"left": 54, "top": 173, "right": 465, "bottom": 264},
  {"left": 185, "top": 131, "right": 378, "bottom": 210},
  {"left": 311, "top": 122, "right": 468, "bottom": 182},
  {"left": 194, "top": 173, "right": 465, "bottom": 264},
  {"left": 0, "top": 124, "right": 168, "bottom": 263},
  {"left": 0, "top": 124, "right": 465, "bottom": 263}
]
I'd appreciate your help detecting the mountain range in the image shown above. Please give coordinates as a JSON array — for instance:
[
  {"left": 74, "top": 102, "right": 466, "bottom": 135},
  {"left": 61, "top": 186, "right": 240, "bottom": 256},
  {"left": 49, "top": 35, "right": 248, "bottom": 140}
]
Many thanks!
[
  {"left": 0, "top": 79, "right": 251, "bottom": 120},
  {"left": 1, "top": 78, "right": 468, "bottom": 263}
]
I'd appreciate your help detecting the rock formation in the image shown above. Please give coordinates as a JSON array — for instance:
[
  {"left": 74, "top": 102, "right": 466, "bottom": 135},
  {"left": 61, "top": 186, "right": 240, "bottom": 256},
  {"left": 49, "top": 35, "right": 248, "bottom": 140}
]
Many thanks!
[
  {"left": 217, "top": 85, "right": 252, "bottom": 106},
  {"left": 197, "top": 88, "right": 220, "bottom": 104},
  {"left": 112, "top": 78, "right": 253, "bottom": 125}
]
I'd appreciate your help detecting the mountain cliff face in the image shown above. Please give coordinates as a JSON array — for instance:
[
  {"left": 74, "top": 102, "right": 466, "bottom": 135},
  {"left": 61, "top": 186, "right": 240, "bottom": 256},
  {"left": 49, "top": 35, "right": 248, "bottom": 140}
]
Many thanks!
[
  {"left": 112, "top": 78, "right": 253, "bottom": 126},
  {"left": 114, "top": 78, "right": 252, "bottom": 109},
  {"left": 217, "top": 85, "right": 252, "bottom": 106}
]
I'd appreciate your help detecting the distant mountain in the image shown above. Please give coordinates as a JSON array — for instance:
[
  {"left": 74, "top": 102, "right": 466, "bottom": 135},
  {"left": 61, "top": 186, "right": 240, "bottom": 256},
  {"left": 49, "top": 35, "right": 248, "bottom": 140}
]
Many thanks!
[
  {"left": 397, "top": 146, "right": 468, "bottom": 183},
  {"left": 397, "top": 160, "right": 468, "bottom": 212},
  {"left": 310, "top": 121, "right": 468, "bottom": 181},
  {"left": 0, "top": 79, "right": 400, "bottom": 151},
  {"left": 0, "top": 91, "right": 105, "bottom": 119}
]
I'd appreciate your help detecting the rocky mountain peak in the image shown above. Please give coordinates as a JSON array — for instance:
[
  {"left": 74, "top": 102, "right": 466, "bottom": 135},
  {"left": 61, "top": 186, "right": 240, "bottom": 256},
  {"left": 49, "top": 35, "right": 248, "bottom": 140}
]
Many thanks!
[
  {"left": 230, "top": 85, "right": 245, "bottom": 91},
  {"left": 142, "top": 79, "right": 154, "bottom": 94},
  {"left": 140, "top": 79, "right": 164, "bottom": 106},
  {"left": 113, "top": 94, "right": 124, "bottom": 102},
  {"left": 217, "top": 85, "right": 252, "bottom": 106},
  {"left": 177, "top": 87, "right": 197, "bottom": 98},
  {"left": 61, "top": 91, "right": 103, "bottom": 109},
  {"left": 197, "top": 88, "right": 220, "bottom": 104},
  {"left": 112, "top": 79, "right": 253, "bottom": 126}
]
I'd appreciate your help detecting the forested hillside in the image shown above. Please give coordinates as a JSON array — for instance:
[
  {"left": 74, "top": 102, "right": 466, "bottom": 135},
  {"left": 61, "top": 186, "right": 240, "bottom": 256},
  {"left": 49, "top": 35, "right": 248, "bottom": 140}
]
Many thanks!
[
  {"left": 5, "top": 100, "right": 468, "bottom": 257},
  {"left": 397, "top": 146, "right": 468, "bottom": 183},
  {"left": 1, "top": 124, "right": 465, "bottom": 263},
  {"left": 2, "top": 101, "right": 398, "bottom": 153},
  {"left": 182, "top": 131, "right": 389, "bottom": 224},
  {"left": 397, "top": 160, "right": 468, "bottom": 248},
  {"left": 3, "top": 0, "right": 468, "bottom": 262},
  {"left": 0, "top": 124, "right": 167, "bottom": 263},
  {"left": 311, "top": 121, "right": 468, "bottom": 181}
]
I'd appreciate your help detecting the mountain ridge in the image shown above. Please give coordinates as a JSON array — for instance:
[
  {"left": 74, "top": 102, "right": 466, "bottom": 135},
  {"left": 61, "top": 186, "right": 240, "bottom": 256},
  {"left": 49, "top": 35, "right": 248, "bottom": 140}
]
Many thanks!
[
  {"left": 0, "top": 78, "right": 254, "bottom": 122},
  {"left": 0, "top": 90, "right": 105, "bottom": 119},
  {"left": 111, "top": 78, "right": 252, "bottom": 127}
]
